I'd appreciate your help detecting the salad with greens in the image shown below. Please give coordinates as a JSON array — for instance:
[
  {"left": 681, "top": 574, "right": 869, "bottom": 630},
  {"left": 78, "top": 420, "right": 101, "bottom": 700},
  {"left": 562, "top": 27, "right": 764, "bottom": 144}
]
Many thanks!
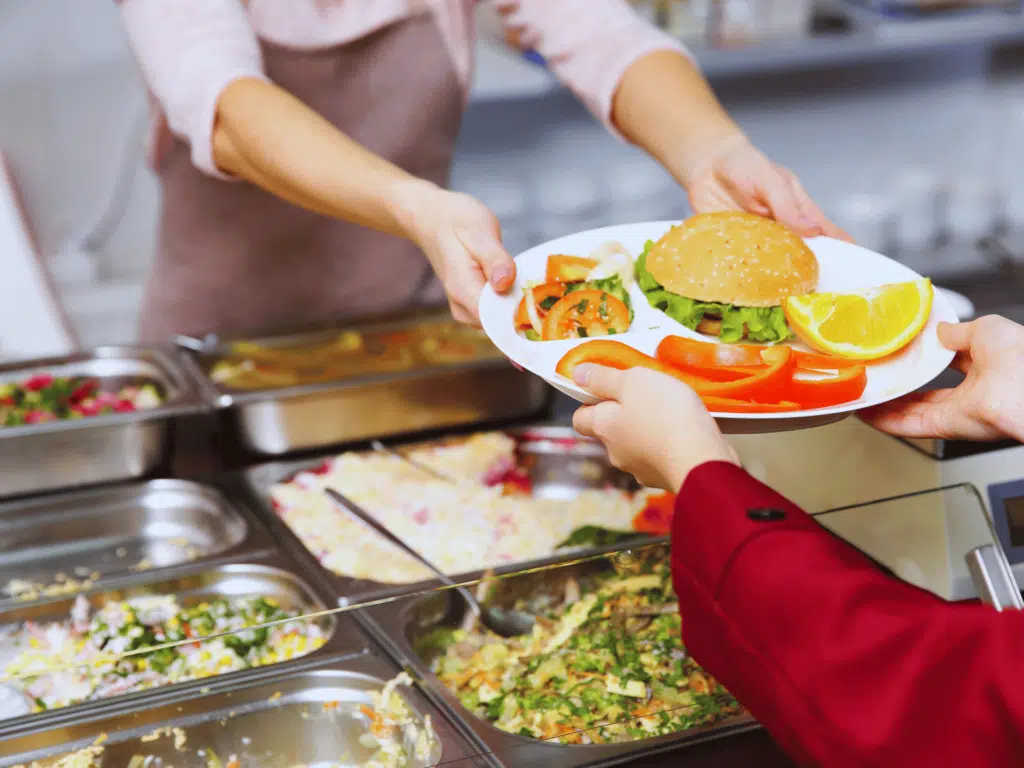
[{"left": 427, "top": 557, "right": 742, "bottom": 745}]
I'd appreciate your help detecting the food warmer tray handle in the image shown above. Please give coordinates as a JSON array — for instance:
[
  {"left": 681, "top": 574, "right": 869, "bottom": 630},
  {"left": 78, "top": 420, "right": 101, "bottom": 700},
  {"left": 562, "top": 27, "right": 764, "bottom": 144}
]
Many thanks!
[{"left": 966, "top": 544, "right": 1024, "bottom": 612}]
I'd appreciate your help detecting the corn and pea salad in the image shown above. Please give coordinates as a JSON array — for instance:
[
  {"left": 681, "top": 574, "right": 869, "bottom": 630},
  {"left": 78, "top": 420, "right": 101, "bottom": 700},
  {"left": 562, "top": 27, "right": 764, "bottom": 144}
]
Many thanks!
[
  {"left": 1, "top": 594, "right": 326, "bottom": 714},
  {"left": 429, "top": 561, "right": 742, "bottom": 745}
]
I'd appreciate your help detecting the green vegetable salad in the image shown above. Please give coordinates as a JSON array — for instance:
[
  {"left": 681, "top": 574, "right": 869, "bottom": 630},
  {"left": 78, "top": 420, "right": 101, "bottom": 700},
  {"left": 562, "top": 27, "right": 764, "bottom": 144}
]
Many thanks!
[{"left": 429, "top": 557, "right": 742, "bottom": 745}]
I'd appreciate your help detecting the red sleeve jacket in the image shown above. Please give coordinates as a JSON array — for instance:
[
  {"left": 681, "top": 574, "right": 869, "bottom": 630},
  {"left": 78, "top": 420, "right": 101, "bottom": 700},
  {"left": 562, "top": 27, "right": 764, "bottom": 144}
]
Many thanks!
[{"left": 671, "top": 461, "right": 1024, "bottom": 768}]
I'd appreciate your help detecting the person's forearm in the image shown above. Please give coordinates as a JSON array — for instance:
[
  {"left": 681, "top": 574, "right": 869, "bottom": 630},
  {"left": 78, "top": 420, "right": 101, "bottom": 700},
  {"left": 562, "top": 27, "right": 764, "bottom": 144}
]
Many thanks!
[
  {"left": 611, "top": 50, "right": 742, "bottom": 185},
  {"left": 211, "top": 77, "right": 428, "bottom": 238}
]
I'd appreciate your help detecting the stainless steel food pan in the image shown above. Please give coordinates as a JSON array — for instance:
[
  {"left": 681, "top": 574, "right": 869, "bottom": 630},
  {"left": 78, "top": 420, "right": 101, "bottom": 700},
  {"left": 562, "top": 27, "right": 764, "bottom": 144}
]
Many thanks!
[
  {"left": 0, "top": 557, "right": 368, "bottom": 735},
  {"left": 178, "top": 314, "right": 549, "bottom": 455},
  {"left": 359, "top": 542, "right": 757, "bottom": 768},
  {"left": 0, "top": 346, "right": 207, "bottom": 498},
  {"left": 0, "top": 654, "right": 490, "bottom": 767},
  {"left": 0, "top": 479, "right": 276, "bottom": 607},
  {"left": 237, "top": 425, "right": 655, "bottom": 607}
]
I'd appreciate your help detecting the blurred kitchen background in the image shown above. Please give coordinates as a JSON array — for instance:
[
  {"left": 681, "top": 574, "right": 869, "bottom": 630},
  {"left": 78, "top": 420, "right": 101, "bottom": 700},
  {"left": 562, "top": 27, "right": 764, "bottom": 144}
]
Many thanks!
[{"left": 4, "top": 0, "right": 1024, "bottom": 357}]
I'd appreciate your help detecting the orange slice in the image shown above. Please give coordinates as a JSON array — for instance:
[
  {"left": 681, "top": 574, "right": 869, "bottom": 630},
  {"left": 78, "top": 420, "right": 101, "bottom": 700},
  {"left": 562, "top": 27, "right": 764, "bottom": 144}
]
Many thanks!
[{"left": 783, "top": 279, "right": 933, "bottom": 360}]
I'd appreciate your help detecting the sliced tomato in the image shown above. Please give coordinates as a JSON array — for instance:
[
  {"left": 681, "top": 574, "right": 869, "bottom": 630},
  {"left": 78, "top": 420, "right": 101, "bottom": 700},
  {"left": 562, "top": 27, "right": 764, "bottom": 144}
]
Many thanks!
[
  {"left": 555, "top": 340, "right": 705, "bottom": 387},
  {"left": 700, "top": 396, "right": 802, "bottom": 413},
  {"left": 546, "top": 254, "right": 598, "bottom": 283},
  {"left": 514, "top": 282, "right": 566, "bottom": 329},
  {"left": 792, "top": 350, "right": 867, "bottom": 371},
  {"left": 633, "top": 492, "right": 675, "bottom": 535},
  {"left": 542, "top": 290, "right": 630, "bottom": 341},
  {"left": 784, "top": 366, "right": 867, "bottom": 410}
]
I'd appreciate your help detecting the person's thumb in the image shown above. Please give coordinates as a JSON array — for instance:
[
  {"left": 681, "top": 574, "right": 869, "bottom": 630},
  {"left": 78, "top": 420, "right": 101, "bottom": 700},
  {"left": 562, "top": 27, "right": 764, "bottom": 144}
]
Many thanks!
[{"left": 937, "top": 321, "right": 974, "bottom": 354}]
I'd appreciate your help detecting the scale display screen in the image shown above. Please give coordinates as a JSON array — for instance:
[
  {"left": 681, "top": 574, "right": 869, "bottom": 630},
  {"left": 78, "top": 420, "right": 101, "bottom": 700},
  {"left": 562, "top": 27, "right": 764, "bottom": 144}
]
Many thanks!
[
  {"left": 989, "top": 479, "right": 1024, "bottom": 565},
  {"left": 1007, "top": 496, "right": 1024, "bottom": 548}
]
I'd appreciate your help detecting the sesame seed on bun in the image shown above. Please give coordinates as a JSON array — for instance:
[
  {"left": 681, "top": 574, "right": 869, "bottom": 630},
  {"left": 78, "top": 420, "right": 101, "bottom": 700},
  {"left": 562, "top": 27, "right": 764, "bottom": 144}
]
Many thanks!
[{"left": 646, "top": 212, "right": 819, "bottom": 308}]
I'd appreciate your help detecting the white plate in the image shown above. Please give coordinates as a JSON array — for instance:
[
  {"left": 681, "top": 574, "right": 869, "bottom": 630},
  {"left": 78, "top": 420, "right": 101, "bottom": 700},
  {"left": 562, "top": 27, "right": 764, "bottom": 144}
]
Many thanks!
[{"left": 479, "top": 221, "right": 958, "bottom": 434}]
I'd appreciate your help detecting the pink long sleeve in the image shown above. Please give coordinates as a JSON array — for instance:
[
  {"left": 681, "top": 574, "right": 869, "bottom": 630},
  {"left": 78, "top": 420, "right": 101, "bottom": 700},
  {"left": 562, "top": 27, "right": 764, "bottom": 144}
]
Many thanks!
[
  {"left": 119, "top": 0, "right": 269, "bottom": 178},
  {"left": 494, "top": 0, "right": 690, "bottom": 138}
]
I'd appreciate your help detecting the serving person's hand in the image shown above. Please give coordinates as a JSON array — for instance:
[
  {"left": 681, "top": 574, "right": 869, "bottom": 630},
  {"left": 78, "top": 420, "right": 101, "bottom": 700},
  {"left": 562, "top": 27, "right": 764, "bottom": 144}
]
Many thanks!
[
  {"left": 396, "top": 182, "right": 516, "bottom": 326},
  {"left": 861, "top": 315, "right": 1024, "bottom": 442},
  {"left": 570, "top": 364, "right": 739, "bottom": 491},
  {"left": 683, "top": 133, "right": 849, "bottom": 241}
]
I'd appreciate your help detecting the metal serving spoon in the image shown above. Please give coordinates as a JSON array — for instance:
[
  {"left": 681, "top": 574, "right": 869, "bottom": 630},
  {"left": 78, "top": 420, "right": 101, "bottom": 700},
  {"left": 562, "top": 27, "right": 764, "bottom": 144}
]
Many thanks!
[
  {"left": 369, "top": 440, "right": 459, "bottom": 484},
  {"left": 323, "top": 488, "right": 534, "bottom": 638}
]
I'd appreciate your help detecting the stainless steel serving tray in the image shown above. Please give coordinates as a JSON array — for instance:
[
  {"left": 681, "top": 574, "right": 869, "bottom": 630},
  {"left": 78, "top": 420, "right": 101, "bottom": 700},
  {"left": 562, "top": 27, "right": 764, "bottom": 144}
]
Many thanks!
[
  {"left": 0, "top": 557, "right": 368, "bottom": 736},
  {"left": 0, "top": 345, "right": 207, "bottom": 498},
  {"left": 0, "top": 479, "right": 276, "bottom": 608},
  {"left": 177, "top": 311, "right": 549, "bottom": 455},
  {"left": 0, "top": 654, "right": 490, "bottom": 767},
  {"left": 236, "top": 425, "right": 655, "bottom": 606},
  {"left": 359, "top": 542, "right": 757, "bottom": 768}
]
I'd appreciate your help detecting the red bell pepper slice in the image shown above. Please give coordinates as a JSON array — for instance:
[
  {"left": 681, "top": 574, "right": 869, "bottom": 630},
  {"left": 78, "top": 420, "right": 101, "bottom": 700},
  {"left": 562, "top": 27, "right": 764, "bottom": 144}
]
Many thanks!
[
  {"left": 686, "top": 346, "right": 795, "bottom": 401},
  {"left": 555, "top": 341, "right": 707, "bottom": 387},
  {"left": 557, "top": 341, "right": 795, "bottom": 402},
  {"left": 792, "top": 349, "right": 866, "bottom": 371},
  {"left": 546, "top": 254, "right": 598, "bottom": 283},
  {"left": 700, "top": 396, "right": 802, "bottom": 413},
  {"left": 656, "top": 335, "right": 766, "bottom": 373},
  {"left": 785, "top": 366, "right": 868, "bottom": 410}
]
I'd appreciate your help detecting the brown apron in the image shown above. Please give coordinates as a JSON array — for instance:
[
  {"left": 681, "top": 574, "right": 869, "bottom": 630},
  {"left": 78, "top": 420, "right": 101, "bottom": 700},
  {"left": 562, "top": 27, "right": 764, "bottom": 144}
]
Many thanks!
[{"left": 139, "top": 12, "right": 458, "bottom": 342}]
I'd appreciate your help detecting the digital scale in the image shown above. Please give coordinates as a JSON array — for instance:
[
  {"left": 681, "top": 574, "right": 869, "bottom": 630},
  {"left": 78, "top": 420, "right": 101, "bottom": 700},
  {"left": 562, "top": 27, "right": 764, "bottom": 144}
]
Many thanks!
[
  {"left": 904, "top": 435, "right": 1024, "bottom": 602},
  {"left": 730, "top": 419, "right": 1024, "bottom": 611}
]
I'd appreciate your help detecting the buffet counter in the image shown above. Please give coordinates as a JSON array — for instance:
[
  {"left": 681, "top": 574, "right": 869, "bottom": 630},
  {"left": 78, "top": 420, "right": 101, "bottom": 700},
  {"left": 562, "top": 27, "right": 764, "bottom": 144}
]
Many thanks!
[{"left": 1, "top": 310, "right": 1003, "bottom": 767}]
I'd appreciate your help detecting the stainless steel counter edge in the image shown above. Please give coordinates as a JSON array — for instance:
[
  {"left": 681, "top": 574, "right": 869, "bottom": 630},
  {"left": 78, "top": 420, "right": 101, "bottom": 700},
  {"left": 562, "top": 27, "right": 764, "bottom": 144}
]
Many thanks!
[
  {"left": 355, "top": 569, "right": 759, "bottom": 768},
  {"left": 0, "top": 553, "right": 374, "bottom": 740},
  {"left": 0, "top": 651, "right": 497, "bottom": 767}
]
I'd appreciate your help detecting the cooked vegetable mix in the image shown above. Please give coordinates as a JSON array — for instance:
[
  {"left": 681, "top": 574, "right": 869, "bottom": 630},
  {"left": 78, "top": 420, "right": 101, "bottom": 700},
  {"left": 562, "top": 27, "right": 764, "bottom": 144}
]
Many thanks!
[
  {"left": 430, "top": 558, "right": 742, "bottom": 744},
  {"left": 209, "top": 320, "right": 501, "bottom": 390}
]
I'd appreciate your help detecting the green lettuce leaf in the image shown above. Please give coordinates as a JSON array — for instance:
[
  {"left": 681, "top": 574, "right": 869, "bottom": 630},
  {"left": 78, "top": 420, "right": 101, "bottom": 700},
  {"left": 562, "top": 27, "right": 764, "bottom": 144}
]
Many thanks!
[{"left": 634, "top": 241, "right": 791, "bottom": 343}]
